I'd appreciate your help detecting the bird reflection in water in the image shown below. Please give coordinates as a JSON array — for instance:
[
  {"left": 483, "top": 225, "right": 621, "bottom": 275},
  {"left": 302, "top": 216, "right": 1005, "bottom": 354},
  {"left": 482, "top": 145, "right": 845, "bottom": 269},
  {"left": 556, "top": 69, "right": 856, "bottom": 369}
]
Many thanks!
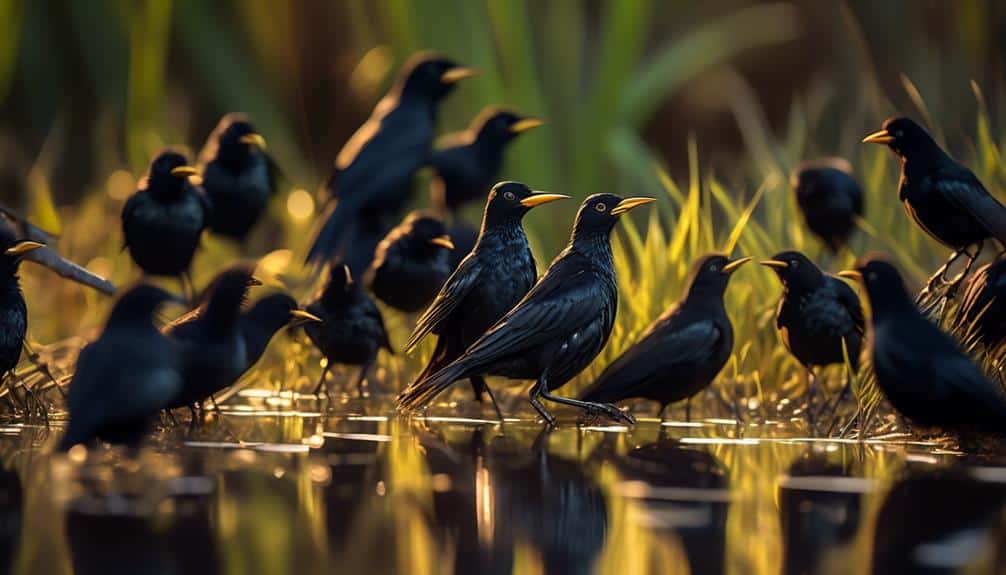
[{"left": 0, "top": 462, "right": 21, "bottom": 575}]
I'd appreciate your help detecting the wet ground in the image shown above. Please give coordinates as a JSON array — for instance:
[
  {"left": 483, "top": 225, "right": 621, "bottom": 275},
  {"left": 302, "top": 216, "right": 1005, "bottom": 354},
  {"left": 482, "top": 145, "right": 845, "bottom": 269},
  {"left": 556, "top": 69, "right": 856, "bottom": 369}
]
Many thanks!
[{"left": 3, "top": 382, "right": 1006, "bottom": 575}]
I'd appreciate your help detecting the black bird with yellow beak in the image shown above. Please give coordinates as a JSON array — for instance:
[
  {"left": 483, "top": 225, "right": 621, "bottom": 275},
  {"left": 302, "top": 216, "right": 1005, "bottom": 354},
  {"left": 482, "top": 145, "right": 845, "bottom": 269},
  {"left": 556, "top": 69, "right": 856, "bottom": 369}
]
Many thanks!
[
  {"left": 0, "top": 238, "right": 45, "bottom": 415},
  {"left": 239, "top": 293, "right": 322, "bottom": 376},
  {"left": 863, "top": 117, "right": 1006, "bottom": 297},
  {"left": 198, "top": 114, "right": 280, "bottom": 244},
  {"left": 399, "top": 194, "right": 656, "bottom": 425}
]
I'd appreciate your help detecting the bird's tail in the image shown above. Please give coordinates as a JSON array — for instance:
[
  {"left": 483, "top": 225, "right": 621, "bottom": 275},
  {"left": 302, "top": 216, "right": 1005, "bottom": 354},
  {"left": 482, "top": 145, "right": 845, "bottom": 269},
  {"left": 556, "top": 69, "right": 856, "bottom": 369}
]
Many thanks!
[
  {"left": 305, "top": 199, "right": 356, "bottom": 267},
  {"left": 397, "top": 358, "right": 470, "bottom": 412}
]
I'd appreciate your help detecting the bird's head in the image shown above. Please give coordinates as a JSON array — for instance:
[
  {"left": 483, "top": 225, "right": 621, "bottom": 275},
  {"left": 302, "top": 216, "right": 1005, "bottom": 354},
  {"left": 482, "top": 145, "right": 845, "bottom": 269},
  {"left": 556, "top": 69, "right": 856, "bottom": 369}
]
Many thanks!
[
  {"left": 200, "top": 265, "right": 262, "bottom": 325},
  {"left": 147, "top": 151, "right": 197, "bottom": 189},
  {"left": 839, "top": 257, "right": 911, "bottom": 316},
  {"left": 246, "top": 292, "right": 322, "bottom": 333},
  {"left": 571, "top": 194, "right": 656, "bottom": 240},
  {"left": 761, "top": 250, "right": 823, "bottom": 290},
  {"left": 483, "top": 181, "right": 568, "bottom": 228},
  {"left": 473, "top": 108, "right": 545, "bottom": 143},
  {"left": 862, "top": 117, "right": 938, "bottom": 159},
  {"left": 404, "top": 211, "right": 455, "bottom": 253},
  {"left": 108, "top": 283, "right": 186, "bottom": 326},
  {"left": 685, "top": 254, "right": 750, "bottom": 299},
  {"left": 399, "top": 53, "right": 477, "bottom": 101},
  {"left": 219, "top": 118, "right": 267, "bottom": 154},
  {"left": 0, "top": 239, "right": 44, "bottom": 273}
]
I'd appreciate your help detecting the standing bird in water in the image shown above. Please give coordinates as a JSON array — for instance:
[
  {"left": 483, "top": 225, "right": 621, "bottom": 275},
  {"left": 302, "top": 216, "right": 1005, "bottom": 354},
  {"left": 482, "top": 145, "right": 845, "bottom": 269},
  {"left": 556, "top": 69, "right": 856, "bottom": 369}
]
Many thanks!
[
  {"left": 398, "top": 194, "right": 656, "bottom": 425},
  {"left": 429, "top": 108, "right": 545, "bottom": 215},
  {"left": 365, "top": 211, "right": 455, "bottom": 313},
  {"left": 840, "top": 258, "right": 1006, "bottom": 432},
  {"left": 791, "top": 159, "right": 863, "bottom": 254},
  {"left": 59, "top": 285, "right": 184, "bottom": 450},
  {"left": 239, "top": 293, "right": 322, "bottom": 376},
  {"left": 306, "top": 53, "right": 477, "bottom": 267},
  {"left": 198, "top": 114, "right": 278, "bottom": 244},
  {"left": 403, "top": 182, "right": 568, "bottom": 418},
  {"left": 304, "top": 264, "right": 392, "bottom": 397},
  {"left": 122, "top": 151, "right": 211, "bottom": 297},
  {"left": 0, "top": 238, "right": 44, "bottom": 414},
  {"left": 578, "top": 254, "right": 748, "bottom": 421},
  {"left": 955, "top": 255, "right": 1006, "bottom": 353},
  {"left": 863, "top": 117, "right": 1006, "bottom": 298},
  {"left": 762, "top": 251, "right": 864, "bottom": 423}
]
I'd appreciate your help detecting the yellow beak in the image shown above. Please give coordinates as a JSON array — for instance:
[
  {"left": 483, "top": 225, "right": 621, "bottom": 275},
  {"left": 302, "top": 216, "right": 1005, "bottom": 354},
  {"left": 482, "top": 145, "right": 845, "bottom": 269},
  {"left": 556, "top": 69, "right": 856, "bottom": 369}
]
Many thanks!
[
  {"left": 429, "top": 235, "right": 455, "bottom": 250},
  {"left": 441, "top": 67, "right": 479, "bottom": 83},
  {"left": 171, "top": 166, "right": 199, "bottom": 178},
  {"left": 239, "top": 133, "right": 267, "bottom": 150},
  {"left": 610, "top": 197, "right": 657, "bottom": 216},
  {"left": 4, "top": 241, "right": 45, "bottom": 256},
  {"left": 760, "top": 259, "right": 789, "bottom": 270},
  {"left": 838, "top": 270, "right": 863, "bottom": 281},
  {"left": 519, "top": 192, "right": 569, "bottom": 208},
  {"left": 862, "top": 129, "right": 895, "bottom": 145},
  {"left": 722, "top": 257, "right": 752, "bottom": 274},
  {"left": 290, "top": 309, "right": 323, "bottom": 324},
  {"left": 510, "top": 118, "right": 545, "bottom": 134}
]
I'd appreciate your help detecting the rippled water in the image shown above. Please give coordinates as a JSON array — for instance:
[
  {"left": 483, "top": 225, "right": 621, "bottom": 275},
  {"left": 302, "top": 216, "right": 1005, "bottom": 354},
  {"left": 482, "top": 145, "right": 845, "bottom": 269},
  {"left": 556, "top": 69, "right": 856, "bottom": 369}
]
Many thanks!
[{"left": 3, "top": 382, "right": 1006, "bottom": 575}]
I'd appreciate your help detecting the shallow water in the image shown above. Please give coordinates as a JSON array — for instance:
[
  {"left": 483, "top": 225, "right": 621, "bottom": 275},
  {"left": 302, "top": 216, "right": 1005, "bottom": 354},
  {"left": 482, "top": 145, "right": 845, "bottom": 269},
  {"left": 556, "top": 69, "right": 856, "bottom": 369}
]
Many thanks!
[{"left": 3, "top": 386, "right": 1006, "bottom": 575}]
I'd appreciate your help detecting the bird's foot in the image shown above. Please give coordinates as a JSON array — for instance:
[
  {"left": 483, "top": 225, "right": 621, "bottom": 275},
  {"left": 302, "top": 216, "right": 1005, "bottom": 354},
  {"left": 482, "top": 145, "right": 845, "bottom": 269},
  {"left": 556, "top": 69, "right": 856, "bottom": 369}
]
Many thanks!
[{"left": 585, "top": 402, "right": 635, "bottom": 425}]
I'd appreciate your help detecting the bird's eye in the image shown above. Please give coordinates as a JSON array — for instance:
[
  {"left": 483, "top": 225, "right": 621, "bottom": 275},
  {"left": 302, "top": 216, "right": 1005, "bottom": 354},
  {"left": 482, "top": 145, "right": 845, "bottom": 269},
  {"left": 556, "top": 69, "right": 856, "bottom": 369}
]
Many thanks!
[
  {"left": 504, "top": 191, "right": 516, "bottom": 201},
  {"left": 895, "top": 130, "right": 903, "bottom": 138},
  {"left": 595, "top": 203, "right": 607, "bottom": 212},
  {"left": 867, "top": 272, "right": 877, "bottom": 281},
  {"left": 790, "top": 260, "right": 800, "bottom": 268},
  {"left": 710, "top": 264, "right": 720, "bottom": 271}
]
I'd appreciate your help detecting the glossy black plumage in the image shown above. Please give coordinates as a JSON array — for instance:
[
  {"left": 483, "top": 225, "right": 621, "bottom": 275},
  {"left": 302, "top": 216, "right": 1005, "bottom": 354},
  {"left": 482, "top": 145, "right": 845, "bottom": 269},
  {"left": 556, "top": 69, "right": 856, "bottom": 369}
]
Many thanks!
[
  {"left": 0, "top": 237, "right": 43, "bottom": 411},
  {"left": 365, "top": 210, "right": 455, "bottom": 313},
  {"left": 59, "top": 285, "right": 183, "bottom": 450},
  {"left": 446, "top": 222, "right": 478, "bottom": 271},
  {"left": 198, "top": 114, "right": 278, "bottom": 242},
  {"left": 429, "top": 108, "right": 543, "bottom": 214},
  {"left": 578, "top": 254, "right": 747, "bottom": 417},
  {"left": 403, "top": 182, "right": 567, "bottom": 412},
  {"left": 164, "top": 266, "right": 260, "bottom": 410},
  {"left": 306, "top": 54, "right": 476, "bottom": 266},
  {"left": 239, "top": 292, "right": 321, "bottom": 374},
  {"left": 955, "top": 255, "right": 1006, "bottom": 351},
  {"left": 398, "top": 193, "right": 656, "bottom": 425},
  {"left": 304, "top": 264, "right": 392, "bottom": 396},
  {"left": 122, "top": 152, "right": 211, "bottom": 280},
  {"left": 843, "top": 258, "right": 1006, "bottom": 431},
  {"left": 791, "top": 159, "right": 863, "bottom": 253}
]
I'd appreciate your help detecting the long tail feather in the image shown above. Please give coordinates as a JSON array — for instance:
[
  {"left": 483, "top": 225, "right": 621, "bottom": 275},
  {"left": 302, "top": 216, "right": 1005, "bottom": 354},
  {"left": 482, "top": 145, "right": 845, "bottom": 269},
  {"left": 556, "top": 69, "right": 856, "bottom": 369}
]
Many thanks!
[{"left": 397, "top": 359, "right": 470, "bottom": 411}]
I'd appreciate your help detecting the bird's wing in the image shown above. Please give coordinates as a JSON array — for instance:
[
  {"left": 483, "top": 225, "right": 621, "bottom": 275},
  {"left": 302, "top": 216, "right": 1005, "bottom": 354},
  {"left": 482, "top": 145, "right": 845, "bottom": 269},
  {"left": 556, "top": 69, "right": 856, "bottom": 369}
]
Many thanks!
[
  {"left": 833, "top": 277, "right": 866, "bottom": 334},
  {"left": 428, "top": 145, "right": 479, "bottom": 181},
  {"left": 120, "top": 194, "right": 141, "bottom": 247},
  {"left": 405, "top": 254, "right": 482, "bottom": 352},
  {"left": 934, "top": 163, "right": 1006, "bottom": 245}
]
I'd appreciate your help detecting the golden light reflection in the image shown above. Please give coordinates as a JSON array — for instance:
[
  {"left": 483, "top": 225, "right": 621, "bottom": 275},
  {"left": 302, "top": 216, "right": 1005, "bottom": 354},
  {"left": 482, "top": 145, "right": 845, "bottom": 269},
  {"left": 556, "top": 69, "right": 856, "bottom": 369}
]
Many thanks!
[
  {"left": 286, "top": 189, "right": 315, "bottom": 221},
  {"left": 475, "top": 458, "right": 495, "bottom": 547},
  {"left": 105, "top": 169, "right": 136, "bottom": 200}
]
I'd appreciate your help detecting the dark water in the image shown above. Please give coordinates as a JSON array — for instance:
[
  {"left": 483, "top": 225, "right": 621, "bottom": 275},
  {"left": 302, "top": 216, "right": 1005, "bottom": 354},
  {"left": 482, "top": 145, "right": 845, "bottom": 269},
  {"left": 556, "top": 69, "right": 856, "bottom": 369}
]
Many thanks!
[{"left": 2, "top": 386, "right": 1006, "bottom": 575}]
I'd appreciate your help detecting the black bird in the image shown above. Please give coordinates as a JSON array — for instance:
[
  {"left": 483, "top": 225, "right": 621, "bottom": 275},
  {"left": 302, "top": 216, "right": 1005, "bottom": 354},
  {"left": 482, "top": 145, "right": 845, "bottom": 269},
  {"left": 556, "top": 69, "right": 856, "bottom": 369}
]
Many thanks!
[
  {"left": 955, "top": 255, "right": 1006, "bottom": 352},
  {"left": 0, "top": 238, "right": 44, "bottom": 413},
  {"left": 578, "top": 254, "right": 749, "bottom": 421},
  {"left": 122, "top": 151, "right": 211, "bottom": 295},
  {"left": 429, "top": 108, "right": 544, "bottom": 214},
  {"left": 198, "top": 114, "right": 278, "bottom": 243},
  {"left": 839, "top": 258, "right": 1006, "bottom": 431},
  {"left": 762, "top": 251, "right": 864, "bottom": 420},
  {"left": 403, "top": 182, "right": 568, "bottom": 417},
  {"left": 306, "top": 53, "right": 477, "bottom": 267},
  {"left": 398, "top": 194, "right": 656, "bottom": 425},
  {"left": 59, "top": 284, "right": 183, "bottom": 450},
  {"left": 365, "top": 210, "right": 455, "bottom": 313},
  {"left": 791, "top": 158, "right": 863, "bottom": 253},
  {"left": 239, "top": 292, "right": 322, "bottom": 374},
  {"left": 164, "top": 266, "right": 260, "bottom": 414},
  {"left": 304, "top": 264, "right": 392, "bottom": 396},
  {"left": 446, "top": 221, "right": 478, "bottom": 271},
  {"left": 863, "top": 117, "right": 1006, "bottom": 295}
]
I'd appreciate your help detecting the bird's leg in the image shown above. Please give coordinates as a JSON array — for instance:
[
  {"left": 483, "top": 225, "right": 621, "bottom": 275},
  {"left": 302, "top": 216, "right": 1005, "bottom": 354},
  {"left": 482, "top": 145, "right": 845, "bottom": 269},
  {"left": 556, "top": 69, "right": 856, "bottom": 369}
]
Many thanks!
[
  {"left": 823, "top": 370, "right": 854, "bottom": 436},
  {"left": 538, "top": 385, "right": 635, "bottom": 425},
  {"left": 22, "top": 341, "right": 62, "bottom": 398},
  {"left": 945, "top": 241, "right": 982, "bottom": 299},
  {"left": 353, "top": 355, "right": 377, "bottom": 398},
  {"left": 918, "top": 249, "right": 966, "bottom": 304},
  {"left": 208, "top": 395, "right": 222, "bottom": 413},
  {"left": 529, "top": 379, "right": 556, "bottom": 427},
  {"left": 188, "top": 405, "right": 199, "bottom": 429},
  {"left": 472, "top": 376, "right": 504, "bottom": 422},
  {"left": 805, "top": 367, "right": 817, "bottom": 430},
  {"left": 312, "top": 365, "right": 331, "bottom": 398},
  {"left": 22, "top": 383, "right": 48, "bottom": 425}
]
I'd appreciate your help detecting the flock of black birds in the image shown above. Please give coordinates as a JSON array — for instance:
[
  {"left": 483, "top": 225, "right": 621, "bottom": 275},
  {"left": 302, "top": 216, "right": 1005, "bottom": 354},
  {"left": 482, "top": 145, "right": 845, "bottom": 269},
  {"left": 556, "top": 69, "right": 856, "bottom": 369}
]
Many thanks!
[{"left": 0, "top": 53, "right": 1006, "bottom": 451}]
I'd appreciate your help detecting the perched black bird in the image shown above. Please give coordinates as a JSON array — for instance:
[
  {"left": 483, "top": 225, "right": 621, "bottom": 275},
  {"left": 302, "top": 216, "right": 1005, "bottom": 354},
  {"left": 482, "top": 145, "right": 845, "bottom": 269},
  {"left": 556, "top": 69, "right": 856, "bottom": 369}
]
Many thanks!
[
  {"left": 398, "top": 194, "right": 656, "bottom": 425},
  {"left": 578, "top": 254, "right": 749, "bottom": 420},
  {"left": 164, "top": 266, "right": 260, "bottom": 414},
  {"left": 429, "top": 108, "right": 544, "bottom": 214},
  {"left": 365, "top": 210, "right": 456, "bottom": 313},
  {"left": 840, "top": 258, "right": 1006, "bottom": 431},
  {"left": 304, "top": 264, "right": 392, "bottom": 396},
  {"left": 863, "top": 117, "right": 1006, "bottom": 293},
  {"left": 762, "top": 251, "right": 864, "bottom": 420},
  {"left": 403, "top": 182, "right": 568, "bottom": 417},
  {"left": 239, "top": 292, "right": 321, "bottom": 374},
  {"left": 446, "top": 221, "right": 478, "bottom": 271},
  {"left": 59, "top": 285, "right": 183, "bottom": 450},
  {"left": 122, "top": 152, "right": 211, "bottom": 294},
  {"left": 791, "top": 158, "right": 863, "bottom": 253},
  {"left": 0, "top": 238, "right": 44, "bottom": 413},
  {"left": 306, "top": 53, "right": 477, "bottom": 267},
  {"left": 955, "top": 255, "right": 1006, "bottom": 352},
  {"left": 198, "top": 114, "right": 278, "bottom": 243}
]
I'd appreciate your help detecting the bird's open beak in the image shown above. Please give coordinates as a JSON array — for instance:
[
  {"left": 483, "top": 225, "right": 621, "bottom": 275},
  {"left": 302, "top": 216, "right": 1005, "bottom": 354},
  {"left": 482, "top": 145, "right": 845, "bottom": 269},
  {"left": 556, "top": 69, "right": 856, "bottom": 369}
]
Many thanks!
[
  {"left": 4, "top": 241, "right": 45, "bottom": 256},
  {"left": 838, "top": 270, "right": 863, "bottom": 281},
  {"left": 289, "top": 309, "right": 323, "bottom": 327},
  {"left": 510, "top": 118, "right": 545, "bottom": 134},
  {"left": 239, "top": 133, "right": 267, "bottom": 150},
  {"left": 429, "top": 235, "right": 455, "bottom": 250},
  {"left": 723, "top": 257, "right": 752, "bottom": 274},
  {"left": 610, "top": 197, "right": 657, "bottom": 216},
  {"left": 520, "top": 192, "right": 569, "bottom": 208},
  {"left": 249, "top": 276, "right": 264, "bottom": 287},
  {"left": 760, "top": 259, "right": 788, "bottom": 270},
  {"left": 441, "top": 67, "right": 479, "bottom": 83},
  {"left": 171, "top": 166, "right": 199, "bottom": 178},
  {"left": 862, "top": 129, "right": 895, "bottom": 145}
]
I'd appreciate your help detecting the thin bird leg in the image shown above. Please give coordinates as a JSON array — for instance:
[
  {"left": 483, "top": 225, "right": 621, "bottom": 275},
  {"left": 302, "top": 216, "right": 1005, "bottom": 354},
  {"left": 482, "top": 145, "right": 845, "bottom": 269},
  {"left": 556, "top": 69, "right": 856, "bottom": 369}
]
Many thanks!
[
  {"left": 538, "top": 386, "right": 635, "bottom": 425},
  {"left": 805, "top": 367, "right": 817, "bottom": 429},
  {"left": 529, "top": 380, "right": 556, "bottom": 427},
  {"left": 4, "top": 375, "right": 26, "bottom": 414},
  {"left": 353, "top": 355, "right": 377, "bottom": 398},
  {"left": 472, "top": 376, "right": 504, "bottom": 422},
  {"left": 823, "top": 370, "right": 854, "bottom": 436},
  {"left": 22, "top": 383, "right": 48, "bottom": 425},
  {"left": 22, "top": 341, "right": 62, "bottom": 398},
  {"left": 944, "top": 241, "right": 982, "bottom": 299},
  {"left": 312, "top": 365, "right": 331, "bottom": 397},
  {"left": 208, "top": 395, "right": 222, "bottom": 413},
  {"left": 918, "top": 249, "right": 965, "bottom": 304}
]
